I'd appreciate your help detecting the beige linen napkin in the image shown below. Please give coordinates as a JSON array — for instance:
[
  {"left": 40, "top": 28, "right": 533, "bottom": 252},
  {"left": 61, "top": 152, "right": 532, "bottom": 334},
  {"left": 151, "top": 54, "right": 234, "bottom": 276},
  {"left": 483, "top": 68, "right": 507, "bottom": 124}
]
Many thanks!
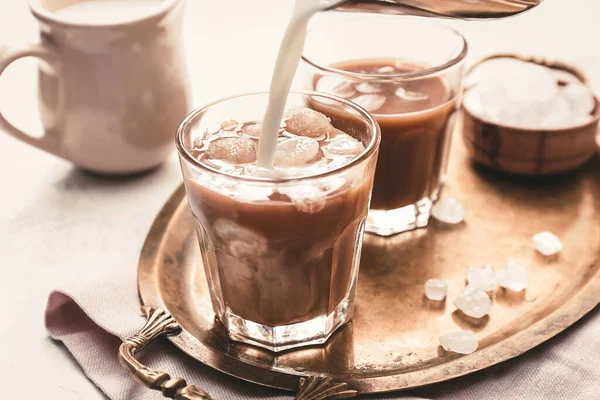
[{"left": 45, "top": 268, "right": 600, "bottom": 400}]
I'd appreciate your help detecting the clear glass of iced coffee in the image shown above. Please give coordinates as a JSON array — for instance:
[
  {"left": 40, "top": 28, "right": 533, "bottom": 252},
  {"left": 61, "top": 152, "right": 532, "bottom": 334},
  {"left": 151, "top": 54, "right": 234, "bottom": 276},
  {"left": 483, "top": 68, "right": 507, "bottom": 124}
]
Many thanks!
[
  {"left": 302, "top": 16, "right": 467, "bottom": 236},
  {"left": 176, "top": 91, "right": 380, "bottom": 352}
]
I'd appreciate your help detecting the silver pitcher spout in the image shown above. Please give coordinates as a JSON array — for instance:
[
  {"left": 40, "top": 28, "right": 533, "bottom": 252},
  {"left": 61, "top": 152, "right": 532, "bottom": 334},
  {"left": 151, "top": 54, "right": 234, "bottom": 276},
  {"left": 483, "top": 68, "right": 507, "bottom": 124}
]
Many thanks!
[{"left": 328, "top": 0, "right": 544, "bottom": 19}]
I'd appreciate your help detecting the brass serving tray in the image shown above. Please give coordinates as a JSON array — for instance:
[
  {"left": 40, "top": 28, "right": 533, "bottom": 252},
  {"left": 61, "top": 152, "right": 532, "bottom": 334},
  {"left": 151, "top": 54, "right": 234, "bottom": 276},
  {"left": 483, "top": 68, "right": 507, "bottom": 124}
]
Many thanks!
[{"left": 124, "top": 138, "right": 600, "bottom": 399}]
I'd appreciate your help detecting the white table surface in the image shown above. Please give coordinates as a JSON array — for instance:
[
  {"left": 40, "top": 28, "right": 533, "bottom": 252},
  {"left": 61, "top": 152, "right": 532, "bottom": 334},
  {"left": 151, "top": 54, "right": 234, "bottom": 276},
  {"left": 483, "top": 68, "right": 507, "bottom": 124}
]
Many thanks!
[{"left": 0, "top": 0, "right": 598, "bottom": 398}]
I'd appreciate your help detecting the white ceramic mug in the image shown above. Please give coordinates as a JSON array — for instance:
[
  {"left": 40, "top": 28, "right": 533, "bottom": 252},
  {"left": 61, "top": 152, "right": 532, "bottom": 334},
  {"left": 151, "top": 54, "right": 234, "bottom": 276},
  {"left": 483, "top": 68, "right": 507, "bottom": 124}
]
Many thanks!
[{"left": 0, "top": 0, "right": 191, "bottom": 174}]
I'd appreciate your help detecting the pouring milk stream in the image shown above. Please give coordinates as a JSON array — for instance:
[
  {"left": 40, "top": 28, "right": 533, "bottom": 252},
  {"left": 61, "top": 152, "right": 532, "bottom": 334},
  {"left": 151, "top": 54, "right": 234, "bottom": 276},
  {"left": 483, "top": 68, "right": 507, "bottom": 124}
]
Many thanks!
[{"left": 257, "top": 0, "right": 345, "bottom": 168}]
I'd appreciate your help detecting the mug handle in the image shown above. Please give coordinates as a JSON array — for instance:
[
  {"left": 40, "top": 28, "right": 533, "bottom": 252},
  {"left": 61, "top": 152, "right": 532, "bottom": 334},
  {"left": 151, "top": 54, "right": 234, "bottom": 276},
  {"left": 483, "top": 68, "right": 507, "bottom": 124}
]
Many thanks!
[{"left": 0, "top": 42, "right": 65, "bottom": 158}]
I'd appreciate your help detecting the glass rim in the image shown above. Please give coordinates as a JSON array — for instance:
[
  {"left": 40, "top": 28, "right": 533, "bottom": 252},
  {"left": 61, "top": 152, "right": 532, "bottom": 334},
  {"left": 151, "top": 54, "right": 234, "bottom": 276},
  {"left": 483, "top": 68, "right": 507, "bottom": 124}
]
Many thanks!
[
  {"left": 28, "top": 0, "right": 181, "bottom": 29},
  {"left": 176, "top": 90, "right": 381, "bottom": 184},
  {"left": 301, "top": 17, "right": 468, "bottom": 80}
]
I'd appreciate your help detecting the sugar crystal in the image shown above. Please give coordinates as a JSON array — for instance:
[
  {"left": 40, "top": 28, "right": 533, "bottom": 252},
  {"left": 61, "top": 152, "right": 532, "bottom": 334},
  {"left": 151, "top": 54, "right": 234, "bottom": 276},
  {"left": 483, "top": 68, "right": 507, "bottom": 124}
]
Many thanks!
[
  {"left": 439, "top": 331, "right": 478, "bottom": 354},
  {"left": 533, "top": 231, "right": 563, "bottom": 256},
  {"left": 467, "top": 265, "right": 497, "bottom": 291},
  {"left": 453, "top": 285, "right": 492, "bottom": 318},
  {"left": 432, "top": 198, "right": 466, "bottom": 224},
  {"left": 425, "top": 279, "right": 448, "bottom": 301},
  {"left": 498, "top": 261, "right": 528, "bottom": 292}
]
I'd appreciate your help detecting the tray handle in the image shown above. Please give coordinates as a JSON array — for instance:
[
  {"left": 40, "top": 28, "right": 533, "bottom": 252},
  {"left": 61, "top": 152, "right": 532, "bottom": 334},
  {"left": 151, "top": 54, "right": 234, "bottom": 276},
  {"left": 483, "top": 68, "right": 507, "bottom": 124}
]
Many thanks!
[
  {"left": 118, "top": 306, "right": 213, "bottom": 399},
  {"left": 118, "top": 307, "right": 358, "bottom": 400}
]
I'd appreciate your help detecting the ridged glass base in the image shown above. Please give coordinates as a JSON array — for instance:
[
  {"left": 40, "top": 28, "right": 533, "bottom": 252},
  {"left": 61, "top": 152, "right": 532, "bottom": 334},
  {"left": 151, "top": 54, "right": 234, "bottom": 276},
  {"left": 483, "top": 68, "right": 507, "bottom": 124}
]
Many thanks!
[
  {"left": 366, "top": 182, "right": 445, "bottom": 237},
  {"left": 221, "top": 298, "right": 353, "bottom": 353},
  {"left": 366, "top": 197, "right": 435, "bottom": 237}
]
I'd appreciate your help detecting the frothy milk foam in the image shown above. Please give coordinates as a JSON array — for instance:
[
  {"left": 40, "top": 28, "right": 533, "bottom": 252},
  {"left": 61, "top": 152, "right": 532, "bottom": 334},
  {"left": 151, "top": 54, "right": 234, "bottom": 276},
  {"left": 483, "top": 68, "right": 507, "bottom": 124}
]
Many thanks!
[
  {"left": 55, "top": 0, "right": 163, "bottom": 24},
  {"left": 257, "top": 0, "right": 345, "bottom": 168}
]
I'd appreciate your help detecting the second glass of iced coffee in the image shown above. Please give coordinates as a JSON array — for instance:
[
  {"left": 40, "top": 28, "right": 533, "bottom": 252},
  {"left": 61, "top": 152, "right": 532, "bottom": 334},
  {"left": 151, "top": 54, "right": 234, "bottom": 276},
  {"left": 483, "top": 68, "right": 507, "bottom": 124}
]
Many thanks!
[
  {"left": 177, "top": 91, "right": 380, "bottom": 352},
  {"left": 302, "top": 16, "right": 467, "bottom": 236}
]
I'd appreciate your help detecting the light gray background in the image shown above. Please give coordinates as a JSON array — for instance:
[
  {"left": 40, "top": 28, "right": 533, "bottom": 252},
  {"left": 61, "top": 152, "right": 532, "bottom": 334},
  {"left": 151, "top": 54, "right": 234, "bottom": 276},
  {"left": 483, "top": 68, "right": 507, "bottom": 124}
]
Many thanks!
[{"left": 0, "top": 0, "right": 599, "bottom": 398}]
